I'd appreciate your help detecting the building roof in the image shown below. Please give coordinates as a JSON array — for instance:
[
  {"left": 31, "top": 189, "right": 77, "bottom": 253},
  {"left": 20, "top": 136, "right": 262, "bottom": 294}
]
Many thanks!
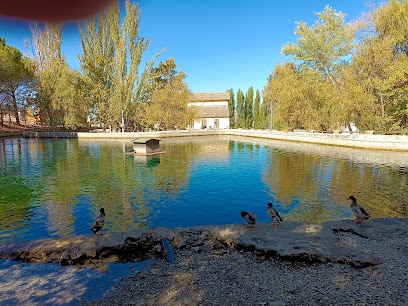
[
  {"left": 132, "top": 138, "right": 161, "bottom": 144},
  {"left": 194, "top": 105, "right": 230, "bottom": 118},
  {"left": 190, "top": 92, "right": 230, "bottom": 102}
]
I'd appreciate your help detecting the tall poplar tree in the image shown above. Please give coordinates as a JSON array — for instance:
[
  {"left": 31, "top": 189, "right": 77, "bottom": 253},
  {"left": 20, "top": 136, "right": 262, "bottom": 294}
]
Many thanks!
[
  {"left": 31, "top": 23, "right": 64, "bottom": 128},
  {"left": 31, "top": 23, "right": 88, "bottom": 129},
  {"left": 79, "top": 0, "right": 161, "bottom": 131}
]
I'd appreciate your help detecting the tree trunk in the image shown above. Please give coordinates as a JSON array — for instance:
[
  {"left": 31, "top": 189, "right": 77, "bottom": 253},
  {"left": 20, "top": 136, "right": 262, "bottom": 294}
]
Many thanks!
[{"left": 12, "top": 94, "right": 20, "bottom": 125}]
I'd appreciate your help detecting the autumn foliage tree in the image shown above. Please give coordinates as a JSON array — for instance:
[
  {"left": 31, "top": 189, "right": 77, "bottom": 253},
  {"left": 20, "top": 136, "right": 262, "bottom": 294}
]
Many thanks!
[
  {"left": 362, "top": 0, "right": 408, "bottom": 130},
  {"left": 142, "top": 58, "right": 197, "bottom": 130},
  {"left": 30, "top": 23, "right": 90, "bottom": 129}
]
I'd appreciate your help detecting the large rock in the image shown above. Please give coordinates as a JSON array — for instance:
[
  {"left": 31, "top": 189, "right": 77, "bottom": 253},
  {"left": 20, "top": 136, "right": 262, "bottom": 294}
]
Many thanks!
[{"left": 0, "top": 218, "right": 407, "bottom": 268}]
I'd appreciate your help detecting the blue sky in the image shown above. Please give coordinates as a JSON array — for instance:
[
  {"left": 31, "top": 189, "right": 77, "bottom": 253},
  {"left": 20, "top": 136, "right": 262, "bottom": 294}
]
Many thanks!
[{"left": 0, "top": 0, "right": 384, "bottom": 95}]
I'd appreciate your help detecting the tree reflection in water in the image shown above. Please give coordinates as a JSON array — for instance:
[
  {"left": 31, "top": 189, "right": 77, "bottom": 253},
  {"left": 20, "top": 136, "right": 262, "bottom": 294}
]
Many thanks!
[{"left": 0, "top": 135, "right": 407, "bottom": 243}]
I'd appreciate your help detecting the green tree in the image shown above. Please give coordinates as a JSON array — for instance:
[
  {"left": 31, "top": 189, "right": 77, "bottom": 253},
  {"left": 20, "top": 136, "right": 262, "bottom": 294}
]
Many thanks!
[
  {"left": 228, "top": 88, "right": 235, "bottom": 128},
  {"left": 258, "top": 98, "right": 270, "bottom": 130},
  {"left": 281, "top": 5, "right": 355, "bottom": 89},
  {"left": 352, "top": 36, "right": 392, "bottom": 126},
  {"left": 264, "top": 62, "right": 339, "bottom": 131},
  {"left": 253, "top": 89, "right": 261, "bottom": 129},
  {"left": 374, "top": 0, "right": 408, "bottom": 54},
  {"left": 264, "top": 63, "right": 302, "bottom": 130},
  {"left": 263, "top": 1, "right": 408, "bottom": 133},
  {"left": 31, "top": 23, "right": 89, "bottom": 129},
  {"left": 79, "top": 10, "right": 114, "bottom": 127},
  {"left": 349, "top": 0, "right": 408, "bottom": 132},
  {"left": 381, "top": 61, "right": 408, "bottom": 130},
  {"left": 79, "top": 0, "right": 161, "bottom": 131},
  {"left": 40, "top": 61, "right": 91, "bottom": 128},
  {"left": 30, "top": 23, "right": 64, "bottom": 128},
  {"left": 271, "top": 6, "right": 364, "bottom": 131},
  {"left": 245, "top": 87, "right": 254, "bottom": 128},
  {"left": 367, "top": 0, "right": 408, "bottom": 131},
  {"left": 0, "top": 38, "right": 35, "bottom": 125},
  {"left": 236, "top": 89, "right": 245, "bottom": 128}
]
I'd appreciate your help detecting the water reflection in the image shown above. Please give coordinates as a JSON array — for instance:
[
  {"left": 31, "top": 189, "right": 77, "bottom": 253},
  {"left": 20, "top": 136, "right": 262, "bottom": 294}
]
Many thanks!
[{"left": 0, "top": 136, "right": 407, "bottom": 243}]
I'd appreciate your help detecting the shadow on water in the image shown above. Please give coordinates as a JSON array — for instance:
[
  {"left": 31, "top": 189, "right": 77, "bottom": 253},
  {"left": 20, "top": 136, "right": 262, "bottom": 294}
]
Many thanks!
[{"left": 0, "top": 259, "right": 152, "bottom": 305}]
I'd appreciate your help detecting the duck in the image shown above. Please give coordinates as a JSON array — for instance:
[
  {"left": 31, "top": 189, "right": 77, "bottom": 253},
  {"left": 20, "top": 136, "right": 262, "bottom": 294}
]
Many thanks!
[
  {"left": 91, "top": 207, "right": 105, "bottom": 235},
  {"left": 267, "top": 202, "right": 283, "bottom": 226},
  {"left": 240, "top": 211, "right": 257, "bottom": 228},
  {"left": 349, "top": 196, "right": 370, "bottom": 223}
]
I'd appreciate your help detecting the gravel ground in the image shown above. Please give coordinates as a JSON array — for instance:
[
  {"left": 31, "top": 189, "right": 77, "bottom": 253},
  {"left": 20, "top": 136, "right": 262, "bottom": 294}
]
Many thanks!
[{"left": 82, "top": 234, "right": 408, "bottom": 306}]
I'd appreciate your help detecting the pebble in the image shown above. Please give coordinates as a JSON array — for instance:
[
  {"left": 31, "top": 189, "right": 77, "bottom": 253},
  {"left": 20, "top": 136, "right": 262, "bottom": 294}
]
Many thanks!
[{"left": 81, "top": 236, "right": 408, "bottom": 306}]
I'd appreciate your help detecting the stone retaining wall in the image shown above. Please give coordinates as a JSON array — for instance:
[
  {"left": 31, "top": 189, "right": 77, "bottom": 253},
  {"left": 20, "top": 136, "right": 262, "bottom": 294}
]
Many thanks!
[{"left": 22, "top": 129, "right": 408, "bottom": 151}]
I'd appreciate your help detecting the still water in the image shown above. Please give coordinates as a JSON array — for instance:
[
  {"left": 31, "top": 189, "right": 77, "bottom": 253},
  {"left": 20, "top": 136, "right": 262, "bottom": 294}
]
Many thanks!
[{"left": 1, "top": 135, "right": 407, "bottom": 243}]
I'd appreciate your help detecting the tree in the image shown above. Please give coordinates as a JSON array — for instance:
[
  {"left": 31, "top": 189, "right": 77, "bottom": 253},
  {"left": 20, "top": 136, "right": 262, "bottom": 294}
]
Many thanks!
[
  {"left": 258, "top": 98, "right": 270, "bottom": 130},
  {"left": 0, "top": 38, "right": 35, "bottom": 125},
  {"left": 31, "top": 23, "right": 89, "bottom": 129},
  {"left": 228, "top": 88, "right": 235, "bottom": 128},
  {"left": 142, "top": 58, "right": 197, "bottom": 130},
  {"left": 253, "top": 89, "right": 261, "bottom": 129},
  {"left": 281, "top": 5, "right": 355, "bottom": 89},
  {"left": 264, "top": 62, "right": 341, "bottom": 131},
  {"left": 369, "top": 0, "right": 408, "bottom": 130},
  {"left": 245, "top": 87, "right": 254, "bottom": 128},
  {"left": 39, "top": 60, "right": 91, "bottom": 128},
  {"left": 374, "top": 0, "right": 408, "bottom": 55},
  {"left": 30, "top": 22, "right": 64, "bottom": 128},
  {"left": 385, "top": 63, "right": 408, "bottom": 130},
  {"left": 264, "top": 63, "right": 299, "bottom": 130},
  {"left": 79, "top": 10, "right": 114, "bottom": 128},
  {"left": 272, "top": 6, "right": 365, "bottom": 131},
  {"left": 262, "top": 2, "right": 408, "bottom": 133},
  {"left": 79, "top": 0, "right": 161, "bottom": 131},
  {"left": 351, "top": 0, "right": 408, "bottom": 131},
  {"left": 236, "top": 89, "right": 245, "bottom": 128}
]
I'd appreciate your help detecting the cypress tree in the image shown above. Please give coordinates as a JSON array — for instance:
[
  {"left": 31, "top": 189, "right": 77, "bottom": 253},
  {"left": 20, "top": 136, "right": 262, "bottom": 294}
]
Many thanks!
[
  {"left": 245, "top": 87, "right": 254, "bottom": 128},
  {"left": 253, "top": 89, "right": 261, "bottom": 129},
  {"left": 236, "top": 89, "right": 245, "bottom": 128},
  {"left": 228, "top": 88, "right": 235, "bottom": 128}
]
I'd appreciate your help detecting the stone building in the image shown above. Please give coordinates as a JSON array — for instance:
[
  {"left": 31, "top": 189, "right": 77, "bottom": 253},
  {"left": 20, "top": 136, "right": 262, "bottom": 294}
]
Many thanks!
[{"left": 188, "top": 92, "right": 230, "bottom": 129}]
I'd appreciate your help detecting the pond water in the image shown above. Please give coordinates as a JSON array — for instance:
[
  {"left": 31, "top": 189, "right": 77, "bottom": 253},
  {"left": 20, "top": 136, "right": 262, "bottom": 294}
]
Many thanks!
[
  {"left": 1, "top": 135, "right": 407, "bottom": 243},
  {"left": 0, "top": 259, "right": 151, "bottom": 305}
]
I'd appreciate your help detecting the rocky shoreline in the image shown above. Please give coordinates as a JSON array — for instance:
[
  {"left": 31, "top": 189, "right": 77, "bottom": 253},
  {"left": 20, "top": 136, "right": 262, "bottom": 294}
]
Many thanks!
[{"left": 1, "top": 218, "right": 408, "bottom": 305}]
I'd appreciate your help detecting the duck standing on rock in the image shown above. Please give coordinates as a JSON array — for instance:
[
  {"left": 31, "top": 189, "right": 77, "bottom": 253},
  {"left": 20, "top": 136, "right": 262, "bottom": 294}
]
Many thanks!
[
  {"left": 267, "top": 202, "right": 283, "bottom": 226},
  {"left": 349, "top": 196, "right": 370, "bottom": 223},
  {"left": 91, "top": 207, "right": 105, "bottom": 235},
  {"left": 241, "top": 211, "right": 257, "bottom": 228}
]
